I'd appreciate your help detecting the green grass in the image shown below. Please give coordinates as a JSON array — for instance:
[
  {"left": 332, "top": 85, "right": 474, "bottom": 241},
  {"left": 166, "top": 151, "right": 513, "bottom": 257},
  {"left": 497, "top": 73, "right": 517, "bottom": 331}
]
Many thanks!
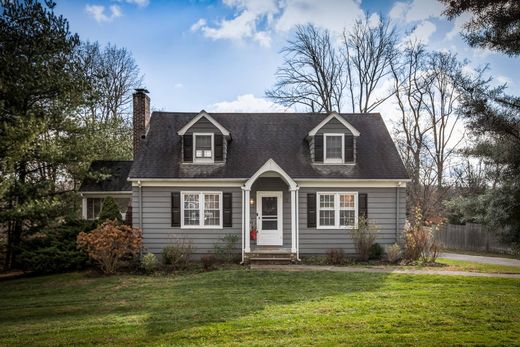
[
  {"left": 434, "top": 258, "right": 520, "bottom": 274},
  {"left": 0, "top": 270, "right": 519, "bottom": 346}
]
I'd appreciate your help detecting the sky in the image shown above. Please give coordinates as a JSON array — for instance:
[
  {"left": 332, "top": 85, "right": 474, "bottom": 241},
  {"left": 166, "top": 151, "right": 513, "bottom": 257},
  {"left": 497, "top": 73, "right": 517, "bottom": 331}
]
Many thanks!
[{"left": 56, "top": 0, "right": 519, "bottom": 122}]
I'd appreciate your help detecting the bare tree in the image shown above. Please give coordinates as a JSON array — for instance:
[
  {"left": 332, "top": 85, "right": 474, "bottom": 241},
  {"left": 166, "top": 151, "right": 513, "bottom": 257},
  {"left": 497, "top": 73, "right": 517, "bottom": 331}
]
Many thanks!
[
  {"left": 424, "top": 52, "right": 464, "bottom": 188},
  {"left": 343, "top": 14, "right": 399, "bottom": 113},
  {"left": 79, "top": 41, "right": 143, "bottom": 124},
  {"left": 266, "top": 24, "right": 344, "bottom": 112},
  {"left": 391, "top": 41, "right": 434, "bottom": 213}
]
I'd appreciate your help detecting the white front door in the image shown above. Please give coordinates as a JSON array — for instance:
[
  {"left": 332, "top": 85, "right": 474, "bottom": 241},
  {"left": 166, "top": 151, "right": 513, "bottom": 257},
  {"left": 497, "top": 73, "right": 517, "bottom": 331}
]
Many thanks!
[{"left": 256, "top": 191, "right": 283, "bottom": 246}]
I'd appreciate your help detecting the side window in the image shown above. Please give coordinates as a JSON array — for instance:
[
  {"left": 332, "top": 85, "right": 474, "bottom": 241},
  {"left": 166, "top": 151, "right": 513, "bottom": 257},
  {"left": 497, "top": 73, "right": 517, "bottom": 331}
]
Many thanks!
[
  {"left": 86, "top": 198, "right": 103, "bottom": 220},
  {"left": 317, "top": 192, "right": 358, "bottom": 229},
  {"left": 324, "top": 134, "right": 344, "bottom": 163}
]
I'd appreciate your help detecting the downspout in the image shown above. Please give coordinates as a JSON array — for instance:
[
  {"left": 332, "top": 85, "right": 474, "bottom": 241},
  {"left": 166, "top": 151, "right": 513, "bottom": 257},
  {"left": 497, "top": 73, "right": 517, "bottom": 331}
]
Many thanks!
[
  {"left": 138, "top": 180, "right": 143, "bottom": 258},
  {"left": 395, "top": 182, "right": 400, "bottom": 242},
  {"left": 240, "top": 189, "right": 245, "bottom": 264},
  {"left": 296, "top": 188, "right": 301, "bottom": 261}
]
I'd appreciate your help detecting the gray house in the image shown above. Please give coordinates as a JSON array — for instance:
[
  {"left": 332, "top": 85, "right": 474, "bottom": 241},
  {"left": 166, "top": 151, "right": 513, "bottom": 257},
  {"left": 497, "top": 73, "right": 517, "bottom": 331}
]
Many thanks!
[{"left": 83, "top": 89, "right": 409, "bottom": 262}]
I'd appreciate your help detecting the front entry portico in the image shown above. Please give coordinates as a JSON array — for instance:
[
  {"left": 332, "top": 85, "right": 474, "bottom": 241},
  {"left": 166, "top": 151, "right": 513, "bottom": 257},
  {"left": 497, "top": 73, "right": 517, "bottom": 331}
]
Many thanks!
[{"left": 241, "top": 159, "right": 299, "bottom": 262}]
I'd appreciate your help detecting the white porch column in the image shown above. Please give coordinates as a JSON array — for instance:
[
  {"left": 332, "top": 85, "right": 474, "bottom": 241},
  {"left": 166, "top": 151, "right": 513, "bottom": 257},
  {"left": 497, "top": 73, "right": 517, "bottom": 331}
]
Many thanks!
[
  {"left": 81, "top": 195, "right": 87, "bottom": 219},
  {"left": 290, "top": 188, "right": 297, "bottom": 253},
  {"left": 295, "top": 188, "right": 300, "bottom": 259},
  {"left": 243, "top": 188, "right": 251, "bottom": 253}
]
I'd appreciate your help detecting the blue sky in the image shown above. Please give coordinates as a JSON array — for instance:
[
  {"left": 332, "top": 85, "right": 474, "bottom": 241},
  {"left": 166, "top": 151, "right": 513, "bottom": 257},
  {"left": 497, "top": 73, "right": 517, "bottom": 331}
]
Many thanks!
[{"left": 56, "top": 0, "right": 519, "bottom": 117}]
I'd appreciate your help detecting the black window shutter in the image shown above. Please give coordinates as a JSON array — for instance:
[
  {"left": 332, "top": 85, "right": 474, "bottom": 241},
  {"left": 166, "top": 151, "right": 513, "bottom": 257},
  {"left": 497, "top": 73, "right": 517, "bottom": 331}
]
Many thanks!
[
  {"left": 345, "top": 135, "right": 354, "bottom": 162},
  {"left": 359, "top": 193, "right": 368, "bottom": 219},
  {"left": 171, "top": 192, "right": 181, "bottom": 227},
  {"left": 314, "top": 135, "right": 323, "bottom": 162},
  {"left": 307, "top": 193, "right": 317, "bottom": 228},
  {"left": 183, "top": 135, "right": 193, "bottom": 162},
  {"left": 215, "top": 134, "right": 224, "bottom": 161},
  {"left": 223, "top": 192, "right": 232, "bottom": 227}
]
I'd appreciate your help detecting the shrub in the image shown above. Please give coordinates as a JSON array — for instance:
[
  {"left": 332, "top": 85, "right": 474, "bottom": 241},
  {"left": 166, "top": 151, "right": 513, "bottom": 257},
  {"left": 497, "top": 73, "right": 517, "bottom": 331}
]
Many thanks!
[
  {"left": 368, "top": 243, "right": 383, "bottom": 260},
  {"left": 351, "top": 216, "right": 379, "bottom": 261},
  {"left": 214, "top": 234, "right": 240, "bottom": 263},
  {"left": 124, "top": 204, "right": 133, "bottom": 226},
  {"left": 141, "top": 252, "right": 158, "bottom": 274},
  {"left": 18, "top": 219, "right": 96, "bottom": 274},
  {"left": 162, "top": 240, "right": 194, "bottom": 270},
  {"left": 201, "top": 254, "right": 218, "bottom": 271},
  {"left": 77, "top": 220, "right": 142, "bottom": 274},
  {"left": 98, "top": 196, "right": 122, "bottom": 223},
  {"left": 385, "top": 243, "right": 402, "bottom": 263},
  {"left": 326, "top": 248, "right": 347, "bottom": 265},
  {"left": 403, "top": 207, "right": 442, "bottom": 263}
]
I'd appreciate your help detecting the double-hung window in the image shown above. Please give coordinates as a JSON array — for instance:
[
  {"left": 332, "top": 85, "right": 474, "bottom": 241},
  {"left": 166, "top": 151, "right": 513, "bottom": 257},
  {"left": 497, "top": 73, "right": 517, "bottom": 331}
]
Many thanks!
[
  {"left": 86, "top": 198, "right": 103, "bottom": 220},
  {"left": 181, "top": 192, "right": 222, "bottom": 228},
  {"left": 324, "top": 134, "right": 344, "bottom": 164},
  {"left": 317, "top": 192, "right": 358, "bottom": 229},
  {"left": 194, "top": 133, "right": 214, "bottom": 163}
]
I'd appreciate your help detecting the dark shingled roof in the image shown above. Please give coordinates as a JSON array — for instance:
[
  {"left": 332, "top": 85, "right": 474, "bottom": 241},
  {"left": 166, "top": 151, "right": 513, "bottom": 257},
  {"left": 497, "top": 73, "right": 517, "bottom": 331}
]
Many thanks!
[
  {"left": 129, "top": 112, "right": 409, "bottom": 180},
  {"left": 80, "top": 160, "right": 133, "bottom": 192}
]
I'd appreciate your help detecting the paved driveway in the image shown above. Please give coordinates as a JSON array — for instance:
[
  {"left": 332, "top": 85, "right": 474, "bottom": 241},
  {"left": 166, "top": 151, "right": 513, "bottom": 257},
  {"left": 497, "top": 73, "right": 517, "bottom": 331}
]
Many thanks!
[{"left": 440, "top": 252, "right": 520, "bottom": 267}]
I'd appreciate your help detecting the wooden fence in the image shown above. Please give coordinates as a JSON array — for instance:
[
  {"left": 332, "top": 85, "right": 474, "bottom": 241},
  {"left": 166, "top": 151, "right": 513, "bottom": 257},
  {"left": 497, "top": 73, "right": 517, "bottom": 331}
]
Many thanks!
[{"left": 435, "top": 223, "right": 511, "bottom": 253}]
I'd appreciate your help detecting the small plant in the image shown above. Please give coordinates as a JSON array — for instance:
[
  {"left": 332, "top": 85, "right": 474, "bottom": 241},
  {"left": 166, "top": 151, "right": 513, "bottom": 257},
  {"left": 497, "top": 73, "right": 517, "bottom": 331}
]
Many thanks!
[
  {"left": 141, "top": 252, "right": 158, "bottom": 274},
  {"left": 214, "top": 234, "right": 240, "bottom": 263},
  {"left": 368, "top": 243, "right": 383, "bottom": 260},
  {"left": 162, "top": 240, "right": 194, "bottom": 270},
  {"left": 201, "top": 254, "right": 218, "bottom": 271},
  {"left": 98, "top": 197, "right": 122, "bottom": 223},
  {"left": 351, "top": 216, "right": 379, "bottom": 261},
  {"left": 326, "top": 248, "right": 346, "bottom": 265},
  {"left": 403, "top": 206, "right": 442, "bottom": 263},
  {"left": 77, "top": 220, "right": 142, "bottom": 274},
  {"left": 385, "top": 243, "right": 402, "bottom": 263}
]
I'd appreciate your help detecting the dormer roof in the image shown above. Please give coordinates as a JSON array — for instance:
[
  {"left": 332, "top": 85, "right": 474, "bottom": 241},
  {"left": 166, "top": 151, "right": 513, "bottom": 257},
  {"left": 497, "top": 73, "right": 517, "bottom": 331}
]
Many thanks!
[
  {"left": 177, "top": 110, "right": 231, "bottom": 137},
  {"left": 307, "top": 112, "right": 360, "bottom": 137}
]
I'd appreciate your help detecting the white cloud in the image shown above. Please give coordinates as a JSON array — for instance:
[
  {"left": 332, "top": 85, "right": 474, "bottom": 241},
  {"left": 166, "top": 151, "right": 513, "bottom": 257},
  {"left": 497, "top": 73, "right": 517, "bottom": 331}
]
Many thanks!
[
  {"left": 496, "top": 75, "right": 512, "bottom": 86},
  {"left": 275, "top": 0, "right": 363, "bottom": 33},
  {"left": 191, "top": 0, "right": 363, "bottom": 47},
  {"left": 123, "top": 0, "right": 149, "bottom": 7},
  {"left": 446, "top": 12, "right": 471, "bottom": 40},
  {"left": 389, "top": 0, "right": 443, "bottom": 23},
  {"left": 191, "top": 18, "right": 207, "bottom": 32},
  {"left": 406, "top": 20, "right": 437, "bottom": 44},
  {"left": 209, "top": 94, "right": 287, "bottom": 112},
  {"left": 86, "top": 4, "right": 122, "bottom": 22}
]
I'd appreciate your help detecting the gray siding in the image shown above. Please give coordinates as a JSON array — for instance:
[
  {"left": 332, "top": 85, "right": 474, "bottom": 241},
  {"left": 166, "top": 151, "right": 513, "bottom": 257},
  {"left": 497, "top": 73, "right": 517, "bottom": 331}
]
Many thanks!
[
  {"left": 133, "top": 184, "right": 406, "bottom": 257},
  {"left": 133, "top": 186, "right": 242, "bottom": 257},
  {"left": 250, "top": 177, "right": 292, "bottom": 248},
  {"left": 313, "top": 118, "right": 357, "bottom": 163},
  {"left": 298, "top": 187, "right": 406, "bottom": 255}
]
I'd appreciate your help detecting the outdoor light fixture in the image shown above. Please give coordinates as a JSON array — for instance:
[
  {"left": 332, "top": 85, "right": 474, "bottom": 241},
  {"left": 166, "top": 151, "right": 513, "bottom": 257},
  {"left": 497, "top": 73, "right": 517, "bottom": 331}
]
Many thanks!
[{"left": 250, "top": 198, "right": 255, "bottom": 205}]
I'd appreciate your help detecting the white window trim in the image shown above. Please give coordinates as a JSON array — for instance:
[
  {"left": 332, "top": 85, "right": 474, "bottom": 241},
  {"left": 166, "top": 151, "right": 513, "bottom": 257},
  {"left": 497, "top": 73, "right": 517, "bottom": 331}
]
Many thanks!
[
  {"left": 316, "top": 192, "right": 358, "bottom": 229},
  {"left": 193, "top": 132, "right": 214, "bottom": 164},
  {"left": 180, "top": 191, "right": 223, "bottom": 229},
  {"left": 323, "top": 133, "right": 344, "bottom": 164}
]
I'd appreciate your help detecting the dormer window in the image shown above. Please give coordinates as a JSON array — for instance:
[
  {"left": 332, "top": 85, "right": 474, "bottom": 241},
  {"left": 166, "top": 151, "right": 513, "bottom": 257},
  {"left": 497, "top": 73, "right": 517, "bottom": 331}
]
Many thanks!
[
  {"left": 194, "top": 133, "right": 214, "bottom": 163},
  {"left": 324, "top": 134, "right": 344, "bottom": 164}
]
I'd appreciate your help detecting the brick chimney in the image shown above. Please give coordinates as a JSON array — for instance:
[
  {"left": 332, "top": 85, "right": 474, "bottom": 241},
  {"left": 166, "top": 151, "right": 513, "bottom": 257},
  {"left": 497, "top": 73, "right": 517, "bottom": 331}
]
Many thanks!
[{"left": 133, "top": 88, "right": 150, "bottom": 158}]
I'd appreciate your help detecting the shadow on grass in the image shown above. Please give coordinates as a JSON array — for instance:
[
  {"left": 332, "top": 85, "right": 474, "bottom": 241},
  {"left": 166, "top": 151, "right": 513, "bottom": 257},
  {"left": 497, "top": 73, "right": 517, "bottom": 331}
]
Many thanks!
[{"left": 141, "top": 269, "right": 390, "bottom": 344}]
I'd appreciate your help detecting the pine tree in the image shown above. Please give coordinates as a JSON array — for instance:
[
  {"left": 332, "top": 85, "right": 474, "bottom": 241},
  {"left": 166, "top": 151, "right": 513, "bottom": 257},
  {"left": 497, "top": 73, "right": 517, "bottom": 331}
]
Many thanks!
[{"left": 98, "top": 197, "right": 123, "bottom": 223}]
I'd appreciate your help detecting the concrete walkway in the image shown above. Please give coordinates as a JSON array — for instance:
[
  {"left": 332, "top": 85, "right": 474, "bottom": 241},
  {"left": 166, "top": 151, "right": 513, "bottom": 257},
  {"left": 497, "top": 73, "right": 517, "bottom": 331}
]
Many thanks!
[
  {"left": 440, "top": 252, "right": 520, "bottom": 267},
  {"left": 250, "top": 264, "right": 520, "bottom": 279}
]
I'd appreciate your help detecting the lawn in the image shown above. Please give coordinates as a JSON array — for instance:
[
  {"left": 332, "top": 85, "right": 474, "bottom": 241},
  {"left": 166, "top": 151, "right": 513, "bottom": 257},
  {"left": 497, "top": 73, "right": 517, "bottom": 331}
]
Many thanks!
[
  {"left": 435, "top": 258, "right": 520, "bottom": 274},
  {"left": 0, "top": 270, "right": 519, "bottom": 346}
]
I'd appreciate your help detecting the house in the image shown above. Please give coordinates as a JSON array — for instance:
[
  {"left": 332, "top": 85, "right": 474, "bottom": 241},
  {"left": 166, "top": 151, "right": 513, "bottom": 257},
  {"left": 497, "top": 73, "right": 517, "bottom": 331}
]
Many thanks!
[{"left": 83, "top": 89, "right": 409, "bottom": 262}]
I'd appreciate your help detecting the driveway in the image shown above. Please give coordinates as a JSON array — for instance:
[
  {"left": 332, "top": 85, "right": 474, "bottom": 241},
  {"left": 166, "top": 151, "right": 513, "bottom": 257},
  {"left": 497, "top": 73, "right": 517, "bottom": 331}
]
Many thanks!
[{"left": 440, "top": 252, "right": 520, "bottom": 267}]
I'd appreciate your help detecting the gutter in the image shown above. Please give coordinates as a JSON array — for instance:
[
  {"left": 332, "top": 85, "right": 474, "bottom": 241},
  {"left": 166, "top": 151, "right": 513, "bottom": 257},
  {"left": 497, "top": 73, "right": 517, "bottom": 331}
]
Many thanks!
[{"left": 395, "top": 182, "right": 401, "bottom": 242}]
